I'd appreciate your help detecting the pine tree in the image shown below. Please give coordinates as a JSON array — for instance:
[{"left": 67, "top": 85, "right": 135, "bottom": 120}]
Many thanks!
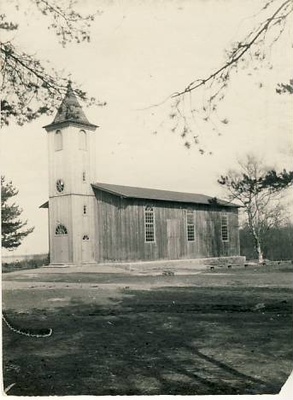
[{"left": 1, "top": 176, "right": 34, "bottom": 250}]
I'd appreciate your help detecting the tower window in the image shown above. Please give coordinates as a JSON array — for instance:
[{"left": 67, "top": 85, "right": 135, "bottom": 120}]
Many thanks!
[
  {"left": 55, "top": 224, "right": 68, "bottom": 235},
  {"left": 83, "top": 235, "right": 90, "bottom": 241},
  {"left": 54, "top": 130, "right": 63, "bottom": 151},
  {"left": 221, "top": 214, "right": 229, "bottom": 242},
  {"left": 145, "top": 206, "right": 155, "bottom": 242},
  {"left": 79, "top": 130, "right": 87, "bottom": 150},
  {"left": 82, "top": 171, "right": 86, "bottom": 182},
  {"left": 56, "top": 179, "right": 65, "bottom": 193},
  {"left": 83, "top": 205, "right": 87, "bottom": 215},
  {"left": 186, "top": 210, "right": 195, "bottom": 242}
]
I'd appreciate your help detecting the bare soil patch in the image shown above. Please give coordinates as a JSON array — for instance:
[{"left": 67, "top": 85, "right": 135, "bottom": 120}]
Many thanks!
[{"left": 2, "top": 263, "right": 293, "bottom": 396}]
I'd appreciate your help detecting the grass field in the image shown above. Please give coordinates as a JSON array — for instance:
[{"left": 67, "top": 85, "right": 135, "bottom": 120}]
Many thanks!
[{"left": 2, "top": 263, "right": 293, "bottom": 396}]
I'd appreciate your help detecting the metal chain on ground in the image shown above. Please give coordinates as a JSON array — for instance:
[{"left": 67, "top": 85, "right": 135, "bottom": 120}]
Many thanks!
[{"left": 2, "top": 312, "right": 52, "bottom": 338}]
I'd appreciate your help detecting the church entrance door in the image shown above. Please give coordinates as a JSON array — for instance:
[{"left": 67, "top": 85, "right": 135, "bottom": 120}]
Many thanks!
[
  {"left": 54, "top": 236, "right": 70, "bottom": 263},
  {"left": 167, "top": 219, "right": 181, "bottom": 259},
  {"left": 81, "top": 236, "right": 92, "bottom": 263}
]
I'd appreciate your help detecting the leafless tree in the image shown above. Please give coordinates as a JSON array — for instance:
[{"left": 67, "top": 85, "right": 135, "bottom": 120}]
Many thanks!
[{"left": 218, "top": 154, "right": 290, "bottom": 263}]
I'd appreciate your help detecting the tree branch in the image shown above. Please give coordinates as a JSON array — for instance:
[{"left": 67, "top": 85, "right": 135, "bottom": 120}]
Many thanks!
[{"left": 172, "top": 0, "right": 292, "bottom": 98}]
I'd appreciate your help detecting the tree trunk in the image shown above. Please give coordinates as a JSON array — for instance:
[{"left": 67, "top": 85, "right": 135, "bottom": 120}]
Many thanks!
[
  {"left": 247, "top": 215, "right": 264, "bottom": 264},
  {"left": 255, "top": 240, "right": 264, "bottom": 264}
]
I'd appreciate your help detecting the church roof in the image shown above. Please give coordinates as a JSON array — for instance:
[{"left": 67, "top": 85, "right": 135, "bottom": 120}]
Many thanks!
[
  {"left": 40, "top": 183, "right": 239, "bottom": 208},
  {"left": 92, "top": 182, "right": 239, "bottom": 208},
  {"left": 43, "top": 82, "right": 97, "bottom": 130}
]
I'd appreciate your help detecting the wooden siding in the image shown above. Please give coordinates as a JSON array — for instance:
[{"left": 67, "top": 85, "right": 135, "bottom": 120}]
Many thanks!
[{"left": 94, "top": 190, "right": 240, "bottom": 263}]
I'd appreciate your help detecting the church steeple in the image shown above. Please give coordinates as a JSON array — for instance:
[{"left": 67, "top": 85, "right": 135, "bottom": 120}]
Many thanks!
[
  {"left": 43, "top": 81, "right": 98, "bottom": 265},
  {"left": 44, "top": 81, "right": 97, "bottom": 130}
]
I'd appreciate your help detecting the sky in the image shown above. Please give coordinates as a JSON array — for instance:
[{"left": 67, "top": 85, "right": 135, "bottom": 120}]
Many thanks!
[{"left": 1, "top": 0, "right": 293, "bottom": 257}]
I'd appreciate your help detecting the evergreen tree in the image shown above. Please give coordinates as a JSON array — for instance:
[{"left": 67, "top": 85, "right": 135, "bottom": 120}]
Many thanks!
[
  {"left": 1, "top": 176, "right": 34, "bottom": 250},
  {"left": 260, "top": 169, "right": 293, "bottom": 191}
]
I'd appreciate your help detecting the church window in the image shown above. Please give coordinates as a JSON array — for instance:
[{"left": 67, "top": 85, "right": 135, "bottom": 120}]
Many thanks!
[
  {"left": 54, "top": 130, "right": 63, "bottom": 151},
  {"left": 221, "top": 214, "right": 229, "bottom": 242},
  {"left": 79, "top": 130, "right": 87, "bottom": 150},
  {"left": 186, "top": 210, "right": 195, "bottom": 242},
  {"left": 145, "top": 206, "right": 155, "bottom": 242},
  {"left": 82, "top": 171, "right": 86, "bottom": 182},
  {"left": 83, "top": 205, "right": 87, "bottom": 215},
  {"left": 56, "top": 179, "right": 65, "bottom": 193},
  {"left": 83, "top": 235, "right": 90, "bottom": 241},
  {"left": 55, "top": 224, "right": 68, "bottom": 235}
]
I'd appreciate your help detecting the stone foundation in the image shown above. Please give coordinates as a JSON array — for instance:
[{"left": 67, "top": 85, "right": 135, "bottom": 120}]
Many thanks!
[{"left": 101, "top": 256, "right": 246, "bottom": 274}]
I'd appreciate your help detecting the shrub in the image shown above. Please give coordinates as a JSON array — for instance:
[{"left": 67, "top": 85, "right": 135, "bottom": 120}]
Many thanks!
[{"left": 2, "top": 254, "right": 49, "bottom": 273}]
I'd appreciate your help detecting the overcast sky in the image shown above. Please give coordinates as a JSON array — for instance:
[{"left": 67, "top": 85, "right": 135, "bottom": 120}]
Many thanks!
[{"left": 1, "top": 0, "right": 292, "bottom": 256}]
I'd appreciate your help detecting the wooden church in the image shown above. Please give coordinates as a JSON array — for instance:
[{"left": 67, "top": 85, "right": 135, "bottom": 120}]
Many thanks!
[{"left": 41, "top": 83, "right": 241, "bottom": 266}]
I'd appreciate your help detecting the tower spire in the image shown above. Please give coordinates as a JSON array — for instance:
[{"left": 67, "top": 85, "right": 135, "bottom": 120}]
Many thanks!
[{"left": 44, "top": 82, "right": 97, "bottom": 130}]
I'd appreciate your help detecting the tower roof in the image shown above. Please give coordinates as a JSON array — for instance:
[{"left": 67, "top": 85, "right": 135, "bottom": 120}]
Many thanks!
[{"left": 43, "top": 82, "right": 97, "bottom": 130}]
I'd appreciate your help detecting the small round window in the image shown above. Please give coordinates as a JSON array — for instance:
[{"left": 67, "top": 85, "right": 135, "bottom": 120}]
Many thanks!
[
  {"left": 56, "top": 179, "right": 65, "bottom": 193},
  {"left": 82, "top": 235, "right": 90, "bottom": 241}
]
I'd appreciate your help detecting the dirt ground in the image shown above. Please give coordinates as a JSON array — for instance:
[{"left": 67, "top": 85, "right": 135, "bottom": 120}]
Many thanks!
[{"left": 2, "top": 262, "right": 293, "bottom": 396}]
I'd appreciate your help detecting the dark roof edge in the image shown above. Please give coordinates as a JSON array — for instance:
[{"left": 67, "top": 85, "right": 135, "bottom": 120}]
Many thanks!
[
  {"left": 39, "top": 201, "right": 49, "bottom": 209},
  {"left": 91, "top": 183, "right": 240, "bottom": 208},
  {"left": 91, "top": 184, "right": 128, "bottom": 199},
  {"left": 43, "top": 120, "right": 98, "bottom": 131}
]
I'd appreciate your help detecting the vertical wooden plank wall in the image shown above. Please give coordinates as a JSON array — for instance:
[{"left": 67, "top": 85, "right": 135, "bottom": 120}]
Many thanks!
[{"left": 93, "top": 190, "right": 240, "bottom": 262}]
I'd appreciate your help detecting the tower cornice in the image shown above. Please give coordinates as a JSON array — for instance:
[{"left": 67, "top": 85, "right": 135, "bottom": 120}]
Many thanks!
[{"left": 43, "top": 120, "right": 98, "bottom": 132}]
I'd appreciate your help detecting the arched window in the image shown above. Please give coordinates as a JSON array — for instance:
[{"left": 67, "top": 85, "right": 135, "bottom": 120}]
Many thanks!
[
  {"left": 79, "top": 130, "right": 87, "bottom": 150},
  {"left": 55, "top": 224, "right": 68, "bottom": 235},
  {"left": 54, "top": 130, "right": 63, "bottom": 151}
]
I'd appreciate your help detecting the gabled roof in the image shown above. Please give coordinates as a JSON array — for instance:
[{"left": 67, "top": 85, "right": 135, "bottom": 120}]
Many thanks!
[
  {"left": 43, "top": 82, "right": 97, "bottom": 130},
  {"left": 91, "top": 182, "right": 239, "bottom": 208}
]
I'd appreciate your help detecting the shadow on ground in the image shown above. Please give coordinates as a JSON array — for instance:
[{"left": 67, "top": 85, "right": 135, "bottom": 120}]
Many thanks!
[{"left": 3, "top": 286, "right": 293, "bottom": 396}]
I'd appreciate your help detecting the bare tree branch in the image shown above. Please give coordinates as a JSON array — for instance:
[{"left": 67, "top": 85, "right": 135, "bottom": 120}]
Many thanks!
[
  {"left": 0, "top": 0, "right": 105, "bottom": 126},
  {"left": 162, "top": 0, "right": 293, "bottom": 151},
  {"left": 172, "top": 0, "right": 292, "bottom": 99}
]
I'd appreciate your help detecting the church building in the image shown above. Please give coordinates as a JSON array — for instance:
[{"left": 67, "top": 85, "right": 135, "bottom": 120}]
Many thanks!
[{"left": 41, "top": 83, "right": 242, "bottom": 266}]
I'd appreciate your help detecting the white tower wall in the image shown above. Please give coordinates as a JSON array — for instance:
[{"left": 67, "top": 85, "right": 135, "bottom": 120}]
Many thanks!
[{"left": 43, "top": 84, "right": 98, "bottom": 265}]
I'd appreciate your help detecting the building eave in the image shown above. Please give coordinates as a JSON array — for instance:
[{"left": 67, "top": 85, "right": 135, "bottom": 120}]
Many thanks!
[
  {"left": 39, "top": 201, "right": 49, "bottom": 209},
  {"left": 43, "top": 120, "right": 98, "bottom": 132},
  {"left": 91, "top": 182, "right": 240, "bottom": 208}
]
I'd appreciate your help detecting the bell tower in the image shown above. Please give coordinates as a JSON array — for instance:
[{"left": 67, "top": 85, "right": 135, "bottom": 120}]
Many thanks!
[{"left": 43, "top": 82, "right": 98, "bottom": 265}]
